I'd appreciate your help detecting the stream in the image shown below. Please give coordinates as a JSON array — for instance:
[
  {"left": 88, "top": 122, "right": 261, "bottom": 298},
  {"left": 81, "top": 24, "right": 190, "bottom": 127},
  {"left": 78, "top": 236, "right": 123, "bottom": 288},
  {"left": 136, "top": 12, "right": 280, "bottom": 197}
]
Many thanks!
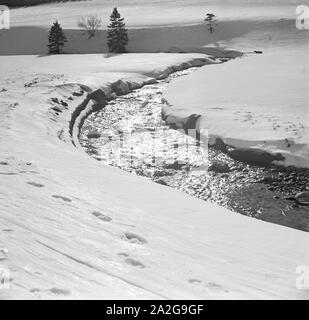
[{"left": 79, "top": 67, "right": 309, "bottom": 232}]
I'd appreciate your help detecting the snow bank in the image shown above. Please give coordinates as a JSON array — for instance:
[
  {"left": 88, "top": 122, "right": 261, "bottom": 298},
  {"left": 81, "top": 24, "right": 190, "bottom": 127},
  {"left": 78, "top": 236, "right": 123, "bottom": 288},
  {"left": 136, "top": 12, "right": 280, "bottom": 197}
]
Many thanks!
[
  {"left": 164, "top": 40, "right": 309, "bottom": 168},
  {"left": 0, "top": 53, "right": 308, "bottom": 300}
]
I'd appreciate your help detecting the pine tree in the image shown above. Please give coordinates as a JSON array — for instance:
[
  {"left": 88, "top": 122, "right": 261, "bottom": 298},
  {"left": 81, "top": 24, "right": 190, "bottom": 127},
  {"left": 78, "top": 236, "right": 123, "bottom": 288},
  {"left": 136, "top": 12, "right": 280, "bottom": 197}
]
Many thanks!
[
  {"left": 48, "top": 21, "right": 67, "bottom": 54},
  {"left": 107, "top": 7, "right": 128, "bottom": 53}
]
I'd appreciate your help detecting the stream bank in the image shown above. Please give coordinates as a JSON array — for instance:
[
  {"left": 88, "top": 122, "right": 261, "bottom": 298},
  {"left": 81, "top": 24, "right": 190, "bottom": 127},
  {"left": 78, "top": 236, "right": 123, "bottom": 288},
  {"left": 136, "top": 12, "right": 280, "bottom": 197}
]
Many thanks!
[{"left": 79, "top": 67, "right": 309, "bottom": 232}]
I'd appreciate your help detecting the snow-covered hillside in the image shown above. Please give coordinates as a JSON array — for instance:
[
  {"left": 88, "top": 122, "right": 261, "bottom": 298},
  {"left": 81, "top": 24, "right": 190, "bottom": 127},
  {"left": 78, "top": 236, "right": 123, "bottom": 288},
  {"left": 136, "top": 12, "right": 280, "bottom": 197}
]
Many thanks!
[
  {"left": 0, "top": 53, "right": 308, "bottom": 299},
  {"left": 8, "top": 0, "right": 298, "bottom": 28},
  {"left": 0, "top": 0, "right": 299, "bottom": 55}
]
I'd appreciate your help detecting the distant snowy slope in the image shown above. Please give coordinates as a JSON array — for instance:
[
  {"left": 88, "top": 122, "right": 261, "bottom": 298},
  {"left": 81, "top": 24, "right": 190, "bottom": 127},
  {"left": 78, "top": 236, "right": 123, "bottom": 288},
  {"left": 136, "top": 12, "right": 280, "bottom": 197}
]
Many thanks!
[{"left": 8, "top": 0, "right": 298, "bottom": 28}]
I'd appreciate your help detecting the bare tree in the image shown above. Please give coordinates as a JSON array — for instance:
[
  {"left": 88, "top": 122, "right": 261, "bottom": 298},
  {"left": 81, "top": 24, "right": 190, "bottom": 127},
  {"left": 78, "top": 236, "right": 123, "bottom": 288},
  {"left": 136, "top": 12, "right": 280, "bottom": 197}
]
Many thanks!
[
  {"left": 78, "top": 15, "right": 102, "bottom": 39},
  {"left": 204, "top": 13, "right": 217, "bottom": 33}
]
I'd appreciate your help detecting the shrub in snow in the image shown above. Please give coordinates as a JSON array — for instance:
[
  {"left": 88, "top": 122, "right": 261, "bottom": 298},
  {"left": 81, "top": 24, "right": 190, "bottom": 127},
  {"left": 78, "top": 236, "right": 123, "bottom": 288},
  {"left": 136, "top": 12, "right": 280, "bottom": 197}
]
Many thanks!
[
  {"left": 47, "top": 21, "right": 67, "bottom": 54},
  {"left": 204, "top": 13, "right": 217, "bottom": 33},
  {"left": 78, "top": 15, "right": 102, "bottom": 39},
  {"left": 107, "top": 7, "right": 129, "bottom": 53}
]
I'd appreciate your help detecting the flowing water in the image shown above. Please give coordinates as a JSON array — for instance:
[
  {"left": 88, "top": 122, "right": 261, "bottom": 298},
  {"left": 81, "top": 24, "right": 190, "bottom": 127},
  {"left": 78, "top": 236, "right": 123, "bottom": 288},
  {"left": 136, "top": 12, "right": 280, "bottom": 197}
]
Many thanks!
[{"left": 80, "top": 67, "right": 309, "bottom": 232}]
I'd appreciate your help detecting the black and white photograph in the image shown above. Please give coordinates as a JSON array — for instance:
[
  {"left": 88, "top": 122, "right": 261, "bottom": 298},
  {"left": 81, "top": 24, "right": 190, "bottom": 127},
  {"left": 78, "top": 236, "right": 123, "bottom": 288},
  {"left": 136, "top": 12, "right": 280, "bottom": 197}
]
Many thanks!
[{"left": 0, "top": 0, "right": 308, "bottom": 302}]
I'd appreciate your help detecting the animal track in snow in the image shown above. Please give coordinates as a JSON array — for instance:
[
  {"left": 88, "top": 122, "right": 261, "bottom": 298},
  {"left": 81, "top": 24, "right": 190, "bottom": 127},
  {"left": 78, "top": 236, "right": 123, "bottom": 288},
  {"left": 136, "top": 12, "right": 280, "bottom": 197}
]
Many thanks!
[
  {"left": 27, "top": 181, "right": 44, "bottom": 188},
  {"left": 123, "top": 231, "right": 147, "bottom": 245},
  {"left": 52, "top": 195, "right": 72, "bottom": 202},
  {"left": 91, "top": 211, "right": 112, "bottom": 222}
]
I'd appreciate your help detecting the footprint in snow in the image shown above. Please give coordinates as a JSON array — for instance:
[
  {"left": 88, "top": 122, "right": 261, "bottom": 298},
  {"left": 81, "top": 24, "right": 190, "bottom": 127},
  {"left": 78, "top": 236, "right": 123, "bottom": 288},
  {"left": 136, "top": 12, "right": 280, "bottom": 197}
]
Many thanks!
[
  {"left": 27, "top": 181, "right": 44, "bottom": 188},
  {"left": 118, "top": 252, "right": 129, "bottom": 259},
  {"left": 30, "top": 287, "right": 71, "bottom": 296},
  {"left": 0, "top": 248, "right": 9, "bottom": 261},
  {"left": 204, "top": 282, "right": 229, "bottom": 294},
  {"left": 118, "top": 253, "right": 145, "bottom": 268},
  {"left": 188, "top": 279, "right": 229, "bottom": 295},
  {"left": 52, "top": 195, "right": 72, "bottom": 202},
  {"left": 123, "top": 231, "right": 147, "bottom": 245},
  {"left": 49, "top": 287, "right": 71, "bottom": 296},
  {"left": 0, "top": 172, "right": 18, "bottom": 175},
  {"left": 124, "top": 258, "right": 145, "bottom": 268},
  {"left": 188, "top": 279, "right": 202, "bottom": 285},
  {"left": 91, "top": 211, "right": 112, "bottom": 222}
]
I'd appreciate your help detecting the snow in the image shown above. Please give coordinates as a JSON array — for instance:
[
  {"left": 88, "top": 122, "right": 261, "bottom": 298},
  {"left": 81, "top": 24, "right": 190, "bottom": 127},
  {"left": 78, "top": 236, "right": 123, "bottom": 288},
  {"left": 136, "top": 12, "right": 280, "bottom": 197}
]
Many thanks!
[
  {"left": 164, "top": 19, "right": 309, "bottom": 168},
  {"left": 1, "top": 0, "right": 309, "bottom": 300},
  {"left": 0, "top": 0, "right": 299, "bottom": 55},
  {"left": 0, "top": 53, "right": 309, "bottom": 299},
  {"left": 9, "top": 0, "right": 299, "bottom": 29}
]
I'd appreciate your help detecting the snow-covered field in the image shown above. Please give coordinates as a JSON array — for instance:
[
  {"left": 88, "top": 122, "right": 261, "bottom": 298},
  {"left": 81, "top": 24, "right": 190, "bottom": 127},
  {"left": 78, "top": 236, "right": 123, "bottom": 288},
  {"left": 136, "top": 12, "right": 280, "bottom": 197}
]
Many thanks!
[
  {"left": 0, "top": 0, "right": 308, "bottom": 300},
  {"left": 164, "top": 19, "right": 309, "bottom": 168},
  {"left": 1, "top": 53, "right": 309, "bottom": 299}
]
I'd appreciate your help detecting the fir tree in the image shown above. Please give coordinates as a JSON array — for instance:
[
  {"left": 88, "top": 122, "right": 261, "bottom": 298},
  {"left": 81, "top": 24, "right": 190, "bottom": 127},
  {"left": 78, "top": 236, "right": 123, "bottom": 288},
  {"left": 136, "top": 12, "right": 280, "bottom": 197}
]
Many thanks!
[
  {"left": 48, "top": 21, "right": 67, "bottom": 54},
  {"left": 107, "top": 7, "right": 128, "bottom": 53}
]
